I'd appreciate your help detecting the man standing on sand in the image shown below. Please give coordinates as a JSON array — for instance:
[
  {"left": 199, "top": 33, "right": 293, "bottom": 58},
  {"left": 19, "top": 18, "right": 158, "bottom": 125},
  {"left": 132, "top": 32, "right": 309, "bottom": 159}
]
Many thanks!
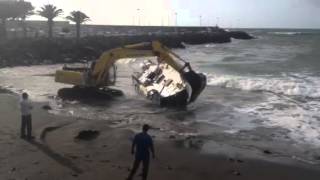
[
  {"left": 19, "top": 92, "right": 33, "bottom": 139},
  {"left": 127, "top": 124, "right": 155, "bottom": 180}
]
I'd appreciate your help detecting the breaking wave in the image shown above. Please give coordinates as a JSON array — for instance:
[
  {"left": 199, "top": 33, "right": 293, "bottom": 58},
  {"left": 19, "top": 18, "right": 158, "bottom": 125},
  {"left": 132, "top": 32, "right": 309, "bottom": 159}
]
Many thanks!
[
  {"left": 268, "top": 31, "right": 319, "bottom": 36},
  {"left": 270, "top": 32, "right": 304, "bottom": 36},
  {"left": 207, "top": 73, "right": 320, "bottom": 99}
]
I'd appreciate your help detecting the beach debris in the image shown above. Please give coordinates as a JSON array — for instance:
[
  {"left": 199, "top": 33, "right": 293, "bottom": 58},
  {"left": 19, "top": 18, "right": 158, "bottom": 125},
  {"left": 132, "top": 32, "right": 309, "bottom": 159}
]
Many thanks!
[
  {"left": 10, "top": 167, "right": 16, "bottom": 172},
  {"left": 42, "top": 105, "right": 52, "bottom": 110},
  {"left": 237, "top": 159, "right": 244, "bottom": 163},
  {"left": 185, "top": 135, "right": 196, "bottom": 140},
  {"left": 75, "top": 130, "right": 100, "bottom": 140},
  {"left": 69, "top": 110, "right": 74, "bottom": 115},
  {"left": 188, "top": 139, "right": 204, "bottom": 149},
  {"left": 263, "top": 150, "right": 272, "bottom": 155},
  {"left": 167, "top": 165, "right": 173, "bottom": 171},
  {"left": 313, "top": 155, "right": 320, "bottom": 161},
  {"left": 0, "top": 87, "right": 13, "bottom": 94},
  {"left": 100, "top": 160, "right": 110, "bottom": 163},
  {"left": 47, "top": 95, "right": 55, "bottom": 99},
  {"left": 67, "top": 155, "right": 79, "bottom": 159},
  {"left": 231, "top": 170, "right": 241, "bottom": 176},
  {"left": 71, "top": 173, "right": 78, "bottom": 177},
  {"left": 228, "top": 158, "right": 244, "bottom": 163},
  {"left": 32, "top": 161, "right": 39, "bottom": 165}
]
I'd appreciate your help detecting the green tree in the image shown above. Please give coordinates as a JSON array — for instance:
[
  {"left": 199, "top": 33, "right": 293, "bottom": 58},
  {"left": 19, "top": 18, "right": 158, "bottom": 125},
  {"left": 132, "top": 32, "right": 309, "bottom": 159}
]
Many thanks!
[
  {"left": 37, "top": 4, "right": 63, "bottom": 39},
  {"left": 66, "top": 11, "right": 89, "bottom": 42}
]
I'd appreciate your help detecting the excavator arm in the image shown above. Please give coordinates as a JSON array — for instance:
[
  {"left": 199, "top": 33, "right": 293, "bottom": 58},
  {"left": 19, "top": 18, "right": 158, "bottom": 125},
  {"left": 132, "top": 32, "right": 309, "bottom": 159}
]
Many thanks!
[
  {"left": 91, "top": 41, "right": 187, "bottom": 87},
  {"left": 56, "top": 41, "right": 187, "bottom": 87}
]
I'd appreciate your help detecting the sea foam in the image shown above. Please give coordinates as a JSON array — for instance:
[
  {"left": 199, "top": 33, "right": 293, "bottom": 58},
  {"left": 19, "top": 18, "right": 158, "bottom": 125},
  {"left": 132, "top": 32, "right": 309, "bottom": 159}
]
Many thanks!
[{"left": 206, "top": 73, "right": 320, "bottom": 99}]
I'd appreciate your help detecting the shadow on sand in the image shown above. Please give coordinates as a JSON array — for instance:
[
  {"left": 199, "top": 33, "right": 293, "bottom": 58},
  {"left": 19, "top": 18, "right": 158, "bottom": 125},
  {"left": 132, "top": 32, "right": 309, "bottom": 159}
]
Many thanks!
[{"left": 25, "top": 139, "right": 83, "bottom": 174}]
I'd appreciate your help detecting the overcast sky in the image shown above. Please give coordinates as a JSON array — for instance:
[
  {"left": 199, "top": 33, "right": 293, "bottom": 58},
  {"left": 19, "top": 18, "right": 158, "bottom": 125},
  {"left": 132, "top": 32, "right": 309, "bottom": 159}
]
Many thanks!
[{"left": 27, "top": 0, "right": 320, "bottom": 28}]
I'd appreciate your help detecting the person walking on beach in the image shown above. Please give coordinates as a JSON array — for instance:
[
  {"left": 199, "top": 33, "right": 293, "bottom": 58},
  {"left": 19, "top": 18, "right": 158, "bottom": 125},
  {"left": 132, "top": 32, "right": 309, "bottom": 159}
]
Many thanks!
[
  {"left": 127, "top": 124, "right": 155, "bottom": 180},
  {"left": 19, "top": 92, "right": 33, "bottom": 139}
]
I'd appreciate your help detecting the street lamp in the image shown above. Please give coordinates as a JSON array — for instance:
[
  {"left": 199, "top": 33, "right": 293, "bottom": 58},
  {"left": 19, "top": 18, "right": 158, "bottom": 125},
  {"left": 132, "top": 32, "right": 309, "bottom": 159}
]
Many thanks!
[
  {"left": 216, "top": 17, "right": 220, "bottom": 27},
  {"left": 137, "top": 8, "right": 141, "bottom": 26},
  {"left": 175, "top": 12, "right": 178, "bottom": 26},
  {"left": 161, "top": 17, "right": 164, "bottom": 26},
  {"left": 199, "top": 15, "right": 202, "bottom": 26}
]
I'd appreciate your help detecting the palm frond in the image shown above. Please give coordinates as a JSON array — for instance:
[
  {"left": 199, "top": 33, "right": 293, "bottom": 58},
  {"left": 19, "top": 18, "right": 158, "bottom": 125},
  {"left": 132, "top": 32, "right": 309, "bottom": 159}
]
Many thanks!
[
  {"left": 37, "top": 4, "right": 63, "bottom": 20},
  {"left": 66, "top": 11, "right": 90, "bottom": 24}
]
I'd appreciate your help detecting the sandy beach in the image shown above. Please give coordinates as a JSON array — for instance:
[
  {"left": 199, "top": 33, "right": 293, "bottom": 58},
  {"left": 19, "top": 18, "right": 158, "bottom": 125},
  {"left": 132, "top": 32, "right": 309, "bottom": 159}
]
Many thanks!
[{"left": 1, "top": 91, "right": 320, "bottom": 180}]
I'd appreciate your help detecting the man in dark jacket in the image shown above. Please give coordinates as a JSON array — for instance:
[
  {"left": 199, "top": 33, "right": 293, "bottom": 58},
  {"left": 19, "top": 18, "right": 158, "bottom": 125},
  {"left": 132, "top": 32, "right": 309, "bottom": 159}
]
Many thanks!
[{"left": 127, "top": 124, "right": 155, "bottom": 180}]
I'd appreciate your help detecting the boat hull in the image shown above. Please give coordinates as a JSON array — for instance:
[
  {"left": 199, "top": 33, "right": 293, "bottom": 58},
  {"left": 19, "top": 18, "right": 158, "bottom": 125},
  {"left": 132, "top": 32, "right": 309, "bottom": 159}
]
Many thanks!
[{"left": 132, "top": 61, "right": 206, "bottom": 107}]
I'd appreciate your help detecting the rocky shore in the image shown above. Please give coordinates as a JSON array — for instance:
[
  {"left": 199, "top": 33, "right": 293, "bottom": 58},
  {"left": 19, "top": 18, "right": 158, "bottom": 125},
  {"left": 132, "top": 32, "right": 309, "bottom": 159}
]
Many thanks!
[{"left": 0, "top": 30, "right": 253, "bottom": 67}]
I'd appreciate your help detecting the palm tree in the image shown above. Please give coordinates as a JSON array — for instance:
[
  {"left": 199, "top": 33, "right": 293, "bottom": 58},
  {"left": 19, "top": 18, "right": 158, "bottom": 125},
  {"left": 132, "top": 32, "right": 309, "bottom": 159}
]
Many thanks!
[
  {"left": 37, "top": 4, "right": 63, "bottom": 39},
  {"left": 16, "top": 0, "right": 34, "bottom": 37},
  {"left": 66, "top": 11, "right": 89, "bottom": 41}
]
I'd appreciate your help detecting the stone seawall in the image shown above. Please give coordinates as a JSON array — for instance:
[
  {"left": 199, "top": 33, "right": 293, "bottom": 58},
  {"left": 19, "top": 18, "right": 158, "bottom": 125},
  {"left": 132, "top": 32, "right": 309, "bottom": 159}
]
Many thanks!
[{"left": 0, "top": 30, "right": 253, "bottom": 67}]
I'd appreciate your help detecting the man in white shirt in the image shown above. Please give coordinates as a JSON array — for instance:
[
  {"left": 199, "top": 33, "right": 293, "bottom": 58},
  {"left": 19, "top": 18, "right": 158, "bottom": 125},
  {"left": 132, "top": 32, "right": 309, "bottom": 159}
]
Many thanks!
[{"left": 19, "top": 93, "right": 33, "bottom": 139}]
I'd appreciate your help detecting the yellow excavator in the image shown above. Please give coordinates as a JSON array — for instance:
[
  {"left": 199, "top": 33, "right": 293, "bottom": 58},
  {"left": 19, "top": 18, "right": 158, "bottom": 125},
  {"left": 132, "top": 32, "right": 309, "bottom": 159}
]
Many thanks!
[{"left": 55, "top": 41, "right": 206, "bottom": 106}]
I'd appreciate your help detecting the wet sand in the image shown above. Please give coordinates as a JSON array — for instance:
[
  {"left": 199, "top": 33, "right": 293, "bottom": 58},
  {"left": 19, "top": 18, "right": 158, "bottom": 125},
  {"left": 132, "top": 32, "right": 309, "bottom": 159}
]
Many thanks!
[{"left": 1, "top": 93, "right": 320, "bottom": 180}]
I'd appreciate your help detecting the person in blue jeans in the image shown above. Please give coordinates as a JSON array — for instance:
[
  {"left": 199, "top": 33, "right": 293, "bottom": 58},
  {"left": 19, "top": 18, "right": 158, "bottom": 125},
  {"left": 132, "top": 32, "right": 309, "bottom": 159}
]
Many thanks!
[{"left": 127, "top": 124, "right": 155, "bottom": 180}]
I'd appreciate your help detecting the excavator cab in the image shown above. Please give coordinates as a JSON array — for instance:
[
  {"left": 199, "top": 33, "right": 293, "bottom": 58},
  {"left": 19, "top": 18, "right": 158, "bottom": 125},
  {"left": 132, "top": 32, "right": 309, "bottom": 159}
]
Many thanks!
[{"left": 56, "top": 61, "right": 117, "bottom": 87}]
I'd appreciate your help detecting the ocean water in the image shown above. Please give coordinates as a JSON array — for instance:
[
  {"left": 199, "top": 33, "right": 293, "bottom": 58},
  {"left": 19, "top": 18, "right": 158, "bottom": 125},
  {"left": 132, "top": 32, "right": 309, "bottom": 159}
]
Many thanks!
[
  {"left": 175, "top": 29, "right": 320, "bottom": 146},
  {"left": 1, "top": 29, "right": 320, "bottom": 162}
]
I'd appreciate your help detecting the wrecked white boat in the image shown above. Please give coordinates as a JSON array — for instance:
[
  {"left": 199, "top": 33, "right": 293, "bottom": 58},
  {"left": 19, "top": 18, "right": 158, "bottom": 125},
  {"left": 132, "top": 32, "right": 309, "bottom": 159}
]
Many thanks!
[{"left": 132, "top": 59, "right": 206, "bottom": 106}]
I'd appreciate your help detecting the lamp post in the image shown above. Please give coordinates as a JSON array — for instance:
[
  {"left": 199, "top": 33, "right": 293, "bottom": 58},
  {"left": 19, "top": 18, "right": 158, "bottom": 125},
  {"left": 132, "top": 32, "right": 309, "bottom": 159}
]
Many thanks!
[
  {"left": 161, "top": 17, "right": 164, "bottom": 26},
  {"left": 175, "top": 12, "right": 178, "bottom": 26},
  {"left": 137, "top": 8, "right": 141, "bottom": 26},
  {"left": 216, "top": 17, "right": 220, "bottom": 27},
  {"left": 199, "top": 15, "right": 202, "bottom": 26}
]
